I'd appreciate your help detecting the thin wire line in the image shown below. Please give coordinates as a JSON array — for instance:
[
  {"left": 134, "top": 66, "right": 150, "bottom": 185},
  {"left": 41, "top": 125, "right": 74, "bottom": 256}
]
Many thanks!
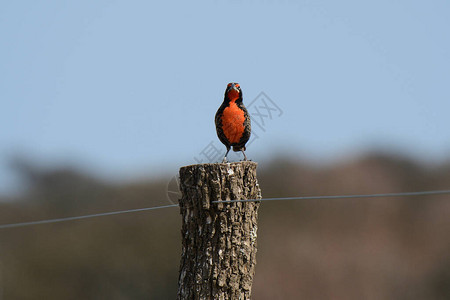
[
  {"left": 212, "top": 189, "right": 450, "bottom": 203},
  {"left": 1, "top": 189, "right": 449, "bottom": 230},
  {"left": 0, "top": 204, "right": 179, "bottom": 230}
]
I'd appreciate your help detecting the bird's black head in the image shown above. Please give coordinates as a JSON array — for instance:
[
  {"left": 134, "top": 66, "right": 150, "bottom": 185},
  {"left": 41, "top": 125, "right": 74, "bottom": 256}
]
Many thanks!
[{"left": 225, "top": 82, "right": 243, "bottom": 102}]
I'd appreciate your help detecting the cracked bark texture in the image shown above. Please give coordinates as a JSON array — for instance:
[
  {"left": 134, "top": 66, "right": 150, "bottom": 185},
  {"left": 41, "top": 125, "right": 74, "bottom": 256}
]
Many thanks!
[{"left": 177, "top": 161, "right": 261, "bottom": 300}]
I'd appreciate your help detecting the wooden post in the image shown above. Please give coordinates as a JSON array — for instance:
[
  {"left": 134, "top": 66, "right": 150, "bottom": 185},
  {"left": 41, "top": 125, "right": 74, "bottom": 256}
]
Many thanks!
[{"left": 177, "top": 161, "right": 261, "bottom": 300}]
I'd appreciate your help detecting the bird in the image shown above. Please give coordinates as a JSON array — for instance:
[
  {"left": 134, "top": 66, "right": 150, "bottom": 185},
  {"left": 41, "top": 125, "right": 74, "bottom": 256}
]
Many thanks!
[{"left": 215, "top": 82, "right": 251, "bottom": 162}]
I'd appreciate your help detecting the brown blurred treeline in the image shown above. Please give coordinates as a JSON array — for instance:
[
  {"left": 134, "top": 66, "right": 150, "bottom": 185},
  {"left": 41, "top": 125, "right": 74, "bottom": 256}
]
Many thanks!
[{"left": 0, "top": 152, "right": 449, "bottom": 299}]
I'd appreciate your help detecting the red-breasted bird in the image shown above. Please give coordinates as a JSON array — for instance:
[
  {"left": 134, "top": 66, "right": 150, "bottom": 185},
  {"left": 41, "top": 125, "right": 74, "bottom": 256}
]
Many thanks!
[{"left": 215, "top": 82, "right": 251, "bottom": 162}]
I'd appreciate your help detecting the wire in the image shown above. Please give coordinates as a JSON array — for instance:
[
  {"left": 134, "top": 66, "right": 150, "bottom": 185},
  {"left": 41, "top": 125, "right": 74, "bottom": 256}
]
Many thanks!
[
  {"left": 0, "top": 204, "right": 179, "bottom": 230},
  {"left": 1, "top": 189, "right": 449, "bottom": 230},
  {"left": 212, "top": 189, "right": 450, "bottom": 203}
]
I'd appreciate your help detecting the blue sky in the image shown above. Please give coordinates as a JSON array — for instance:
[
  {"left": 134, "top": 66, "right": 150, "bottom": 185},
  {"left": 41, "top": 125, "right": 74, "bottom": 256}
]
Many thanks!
[{"left": 1, "top": 0, "right": 449, "bottom": 195}]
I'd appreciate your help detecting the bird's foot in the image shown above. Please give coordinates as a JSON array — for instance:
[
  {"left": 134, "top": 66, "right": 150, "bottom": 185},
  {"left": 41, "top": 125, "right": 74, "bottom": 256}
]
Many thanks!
[{"left": 241, "top": 151, "right": 248, "bottom": 161}]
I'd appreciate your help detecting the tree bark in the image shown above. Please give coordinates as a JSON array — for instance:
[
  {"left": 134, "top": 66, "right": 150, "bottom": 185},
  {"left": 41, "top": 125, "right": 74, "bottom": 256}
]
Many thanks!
[{"left": 177, "top": 161, "right": 261, "bottom": 300}]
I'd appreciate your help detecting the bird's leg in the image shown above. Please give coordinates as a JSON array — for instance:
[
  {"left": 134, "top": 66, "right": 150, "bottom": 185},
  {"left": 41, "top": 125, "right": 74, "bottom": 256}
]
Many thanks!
[
  {"left": 241, "top": 149, "right": 248, "bottom": 161},
  {"left": 222, "top": 147, "right": 231, "bottom": 163}
]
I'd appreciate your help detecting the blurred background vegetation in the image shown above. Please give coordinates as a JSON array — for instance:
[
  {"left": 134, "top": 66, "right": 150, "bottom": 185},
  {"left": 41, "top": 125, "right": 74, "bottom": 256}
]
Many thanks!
[{"left": 0, "top": 153, "right": 449, "bottom": 299}]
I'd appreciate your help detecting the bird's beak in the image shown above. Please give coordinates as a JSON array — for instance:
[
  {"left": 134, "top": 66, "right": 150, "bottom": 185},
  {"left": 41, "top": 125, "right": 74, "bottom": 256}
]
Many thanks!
[
  {"left": 226, "top": 84, "right": 240, "bottom": 100},
  {"left": 227, "top": 83, "right": 239, "bottom": 93}
]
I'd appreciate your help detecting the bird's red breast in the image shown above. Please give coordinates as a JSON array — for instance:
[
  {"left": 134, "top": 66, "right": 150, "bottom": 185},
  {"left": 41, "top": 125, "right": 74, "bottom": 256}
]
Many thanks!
[{"left": 221, "top": 101, "right": 246, "bottom": 144}]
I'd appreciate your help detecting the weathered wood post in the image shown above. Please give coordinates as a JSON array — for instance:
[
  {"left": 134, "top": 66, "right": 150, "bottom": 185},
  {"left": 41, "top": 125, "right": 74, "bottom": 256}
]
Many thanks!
[{"left": 177, "top": 161, "right": 261, "bottom": 300}]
